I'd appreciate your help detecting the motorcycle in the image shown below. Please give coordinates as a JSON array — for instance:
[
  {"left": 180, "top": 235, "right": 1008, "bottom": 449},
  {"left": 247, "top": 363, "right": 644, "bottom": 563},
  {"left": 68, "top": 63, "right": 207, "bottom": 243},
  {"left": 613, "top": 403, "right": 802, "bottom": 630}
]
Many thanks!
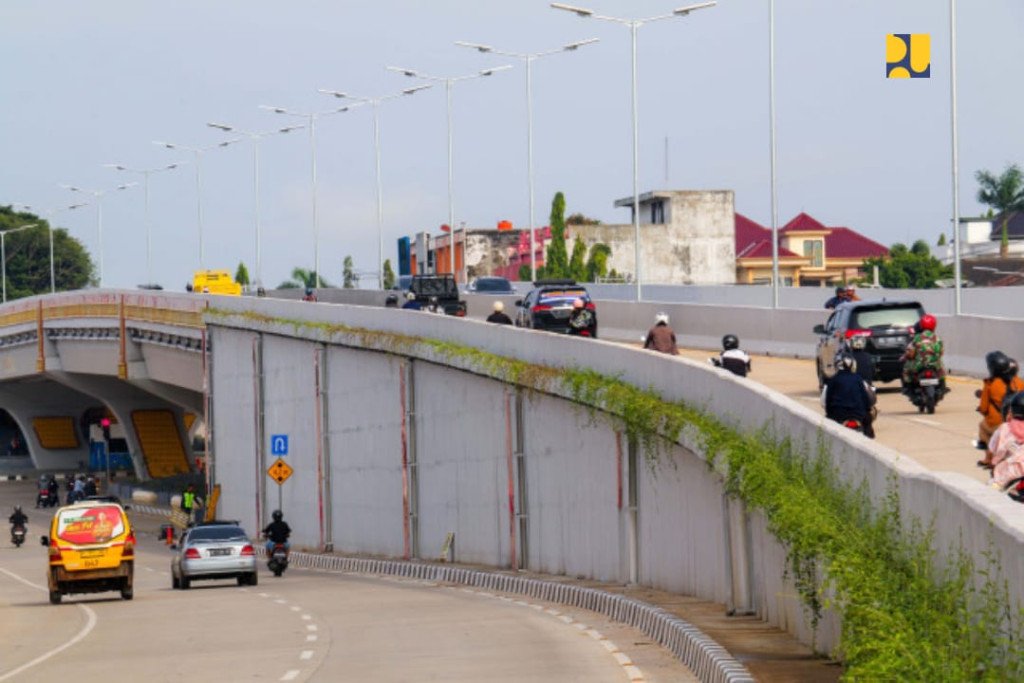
[
  {"left": 840, "top": 418, "right": 865, "bottom": 434},
  {"left": 267, "top": 542, "right": 289, "bottom": 577},
  {"left": 905, "top": 367, "right": 946, "bottom": 414},
  {"left": 11, "top": 524, "right": 26, "bottom": 547},
  {"left": 36, "top": 487, "right": 58, "bottom": 508}
]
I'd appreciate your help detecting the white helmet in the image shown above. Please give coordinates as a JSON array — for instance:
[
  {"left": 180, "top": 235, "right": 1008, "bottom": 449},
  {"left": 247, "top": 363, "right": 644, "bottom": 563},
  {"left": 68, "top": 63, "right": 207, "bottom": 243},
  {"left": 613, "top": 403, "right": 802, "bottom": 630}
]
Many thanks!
[
  {"left": 493, "top": 301, "right": 504, "bottom": 313},
  {"left": 405, "top": 291, "right": 416, "bottom": 301},
  {"left": 655, "top": 312, "right": 669, "bottom": 325}
]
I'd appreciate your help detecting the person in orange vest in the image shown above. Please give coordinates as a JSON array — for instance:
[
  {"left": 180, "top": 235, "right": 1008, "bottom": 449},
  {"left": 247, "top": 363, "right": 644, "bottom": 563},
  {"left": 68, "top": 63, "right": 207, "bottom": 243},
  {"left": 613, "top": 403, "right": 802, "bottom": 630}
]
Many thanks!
[{"left": 976, "top": 351, "right": 1024, "bottom": 468}]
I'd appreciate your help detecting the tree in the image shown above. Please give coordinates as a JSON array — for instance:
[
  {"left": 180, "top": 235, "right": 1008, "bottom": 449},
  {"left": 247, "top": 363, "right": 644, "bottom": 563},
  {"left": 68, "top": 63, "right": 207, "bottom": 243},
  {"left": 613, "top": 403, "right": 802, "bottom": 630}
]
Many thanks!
[
  {"left": 544, "top": 192, "right": 569, "bottom": 279},
  {"left": 234, "top": 262, "right": 250, "bottom": 286},
  {"left": 975, "top": 164, "right": 1024, "bottom": 258},
  {"left": 342, "top": 256, "right": 357, "bottom": 289},
  {"left": 0, "top": 206, "right": 95, "bottom": 299},
  {"left": 862, "top": 240, "right": 951, "bottom": 289},
  {"left": 566, "top": 213, "right": 602, "bottom": 226},
  {"left": 585, "top": 243, "right": 611, "bottom": 282},
  {"left": 277, "top": 267, "right": 331, "bottom": 290},
  {"left": 382, "top": 259, "right": 396, "bottom": 290},
  {"left": 936, "top": 233, "right": 947, "bottom": 247},
  {"left": 569, "top": 236, "right": 588, "bottom": 282}
]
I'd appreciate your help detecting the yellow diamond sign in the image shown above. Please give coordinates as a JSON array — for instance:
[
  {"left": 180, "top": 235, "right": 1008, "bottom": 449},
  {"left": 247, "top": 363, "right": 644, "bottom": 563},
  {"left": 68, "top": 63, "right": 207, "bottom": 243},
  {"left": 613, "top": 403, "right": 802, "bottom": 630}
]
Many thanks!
[{"left": 267, "top": 457, "right": 293, "bottom": 485}]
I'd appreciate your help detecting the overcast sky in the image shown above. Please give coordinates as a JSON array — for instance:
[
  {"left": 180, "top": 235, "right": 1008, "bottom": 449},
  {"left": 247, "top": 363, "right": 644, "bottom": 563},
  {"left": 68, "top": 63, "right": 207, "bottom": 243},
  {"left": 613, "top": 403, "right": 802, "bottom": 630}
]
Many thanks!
[{"left": 2, "top": 1, "right": 1022, "bottom": 290}]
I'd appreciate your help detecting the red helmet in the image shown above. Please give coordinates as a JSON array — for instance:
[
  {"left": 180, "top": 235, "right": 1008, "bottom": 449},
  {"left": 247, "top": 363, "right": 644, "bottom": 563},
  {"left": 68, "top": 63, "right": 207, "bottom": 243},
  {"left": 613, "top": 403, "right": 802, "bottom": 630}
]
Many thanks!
[{"left": 919, "top": 314, "right": 937, "bottom": 331}]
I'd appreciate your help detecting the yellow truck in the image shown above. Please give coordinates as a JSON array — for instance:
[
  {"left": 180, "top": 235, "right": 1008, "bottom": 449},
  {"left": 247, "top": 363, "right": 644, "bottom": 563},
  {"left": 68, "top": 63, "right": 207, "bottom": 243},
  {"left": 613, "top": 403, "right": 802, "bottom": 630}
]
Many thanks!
[{"left": 191, "top": 270, "right": 242, "bottom": 296}]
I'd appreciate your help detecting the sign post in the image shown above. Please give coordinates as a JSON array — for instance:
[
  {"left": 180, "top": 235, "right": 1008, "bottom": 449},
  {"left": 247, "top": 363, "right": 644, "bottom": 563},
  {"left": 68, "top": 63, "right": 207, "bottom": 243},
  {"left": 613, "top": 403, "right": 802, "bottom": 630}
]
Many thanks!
[{"left": 266, "top": 457, "right": 294, "bottom": 515}]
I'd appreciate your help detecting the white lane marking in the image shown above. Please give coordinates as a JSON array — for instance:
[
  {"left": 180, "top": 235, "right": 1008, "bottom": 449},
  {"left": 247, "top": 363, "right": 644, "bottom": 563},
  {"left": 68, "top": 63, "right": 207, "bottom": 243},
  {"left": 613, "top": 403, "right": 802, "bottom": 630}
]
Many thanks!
[
  {"left": 910, "top": 417, "right": 943, "bottom": 427},
  {"left": 602, "top": 640, "right": 618, "bottom": 653},
  {"left": 144, "top": 567, "right": 154, "bottom": 572},
  {"left": 558, "top": 615, "right": 573, "bottom": 624},
  {"left": 275, "top": 599, "right": 287, "bottom": 605},
  {"left": 306, "top": 624, "right": 318, "bottom": 632},
  {"left": 306, "top": 635, "right": 318, "bottom": 642},
  {"left": 624, "top": 664, "right": 645, "bottom": 681},
  {"left": 574, "top": 623, "right": 587, "bottom": 630},
  {"left": 299, "top": 650, "right": 313, "bottom": 660},
  {"left": 301, "top": 614, "right": 312, "bottom": 621},
  {"left": 280, "top": 670, "right": 300, "bottom": 681},
  {"left": 613, "top": 652, "right": 632, "bottom": 666},
  {"left": 0, "top": 568, "right": 99, "bottom": 683},
  {"left": 259, "top": 592, "right": 269, "bottom": 598},
  {"left": 585, "top": 629, "right": 604, "bottom": 640},
  {"left": 290, "top": 605, "right": 301, "bottom": 612}
]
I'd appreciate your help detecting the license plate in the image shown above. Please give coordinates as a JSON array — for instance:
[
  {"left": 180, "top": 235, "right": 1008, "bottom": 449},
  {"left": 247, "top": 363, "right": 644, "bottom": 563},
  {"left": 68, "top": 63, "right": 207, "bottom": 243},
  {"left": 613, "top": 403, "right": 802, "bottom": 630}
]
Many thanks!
[
  {"left": 918, "top": 378, "right": 940, "bottom": 386},
  {"left": 874, "top": 336, "right": 904, "bottom": 348},
  {"left": 209, "top": 548, "right": 232, "bottom": 557},
  {"left": 551, "top": 309, "right": 569, "bottom": 319}
]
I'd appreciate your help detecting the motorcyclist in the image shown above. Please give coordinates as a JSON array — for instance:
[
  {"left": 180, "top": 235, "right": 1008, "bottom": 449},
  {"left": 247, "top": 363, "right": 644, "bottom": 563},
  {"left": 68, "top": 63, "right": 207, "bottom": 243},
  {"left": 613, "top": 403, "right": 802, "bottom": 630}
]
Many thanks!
[
  {"left": 302, "top": 287, "right": 317, "bottom": 302},
  {"left": 643, "top": 313, "right": 678, "bottom": 355},
  {"left": 824, "top": 286, "right": 846, "bottom": 310},
  {"left": 425, "top": 296, "right": 444, "bottom": 314},
  {"left": 975, "top": 351, "right": 1024, "bottom": 467},
  {"left": 9, "top": 505, "right": 28, "bottom": 529},
  {"left": 47, "top": 475, "right": 59, "bottom": 505},
  {"left": 384, "top": 294, "right": 399, "bottom": 308},
  {"left": 822, "top": 352, "right": 876, "bottom": 438},
  {"left": 713, "top": 334, "right": 751, "bottom": 376},
  {"left": 567, "top": 298, "right": 596, "bottom": 337},
  {"left": 486, "top": 300, "right": 513, "bottom": 325},
  {"left": 846, "top": 335, "right": 875, "bottom": 385},
  {"left": 401, "top": 291, "right": 422, "bottom": 311},
  {"left": 900, "top": 314, "right": 945, "bottom": 396},
  {"left": 262, "top": 510, "right": 291, "bottom": 557}
]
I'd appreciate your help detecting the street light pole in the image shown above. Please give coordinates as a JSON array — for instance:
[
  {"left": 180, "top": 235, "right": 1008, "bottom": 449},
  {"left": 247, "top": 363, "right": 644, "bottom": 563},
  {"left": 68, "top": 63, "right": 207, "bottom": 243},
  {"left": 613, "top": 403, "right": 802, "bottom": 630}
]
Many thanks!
[
  {"left": 13, "top": 203, "right": 89, "bottom": 293},
  {"left": 950, "top": 0, "right": 962, "bottom": 315},
  {"left": 260, "top": 105, "right": 350, "bottom": 289},
  {"left": 769, "top": 0, "right": 780, "bottom": 308},
  {"left": 208, "top": 123, "right": 303, "bottom": 289},
  {"left": 60, "top": 183, "right": 137, "bottom": 287},
  {"left": 104, "top": 163, "right": 184, "bottom": 286},
  {"left": 387, "top": 65, "right": 511, "bottom": 285},
  {"left": 0, "top": 224, "right": 36, "bottom": 303},
  {"left": 551, "top": 2, "right": 716, "bottom": 302},
  {"left": 455, "top": 39, "right": 598, "bottom": 284},
  {"left": 154, "top": 140, "right": 238, "bottom": 271},
  {"left": 318, "top": 86, "right": 430, "bottom": 290}
]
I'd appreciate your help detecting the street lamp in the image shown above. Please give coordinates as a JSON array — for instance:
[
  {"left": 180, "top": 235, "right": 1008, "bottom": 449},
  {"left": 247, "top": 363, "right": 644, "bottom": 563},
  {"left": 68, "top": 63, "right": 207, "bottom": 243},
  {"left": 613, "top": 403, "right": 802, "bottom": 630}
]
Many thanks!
[
  {"left": 317, "top": 85, "right": 432, "bottom": 289},
  {"left": 769, "top": 0, "right": 780, "bottom": 308},
  {"left": 207, "top": 122, "right": 304, "bottom": 288},
  {"left": 59, "top": 183, "right": 137, "bottom": 287},
  {"left": 551, "top": 1, "right": 716, "bottom": 301},
  {"left": 259, "top": 104, "right": 353, "bottom": 289},
  {"left": 949, "top": 0, "right": 963, "bottom": 315},
  {"left": 153, "top": 140, "right": 240, "bottom": 271},
  {"left": 104, "top": 162, "right": 185, "bottom": 286},
  {"left": 13, "top": 203, "right": 89, "bottom": 293},
  {"left": 0, "top": 223, "right": 36, "bottom": 303},
  {"left": 387, "top": 64, "right": 512, "bottom": 285},
  {"left": 455, "top": 38, "right": 598, "bottom": 283}
]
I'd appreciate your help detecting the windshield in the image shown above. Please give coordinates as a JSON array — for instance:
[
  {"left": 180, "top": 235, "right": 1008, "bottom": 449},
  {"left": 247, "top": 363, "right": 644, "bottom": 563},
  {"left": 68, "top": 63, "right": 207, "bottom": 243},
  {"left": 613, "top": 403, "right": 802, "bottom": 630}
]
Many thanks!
[
  {"left": 851, "top": 306, "right": 922, "bottom": 329},
  {"left": 188, "top": 526, "right": 247, "bottom": 542},
  {"left": 474, "top": 278, "right": 512, "bottom": 292},
  {"left": 538, "top": 288, "right": 589, "bottom": 306},
  {"left": 411, "top": 277, "right": 457, "bottom": 296}
]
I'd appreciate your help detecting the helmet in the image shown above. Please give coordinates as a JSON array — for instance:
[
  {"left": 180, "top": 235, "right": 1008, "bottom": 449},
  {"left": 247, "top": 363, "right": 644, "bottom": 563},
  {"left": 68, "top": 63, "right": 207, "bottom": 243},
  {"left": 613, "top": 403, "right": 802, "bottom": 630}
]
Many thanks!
[
  {"left": 655, "top": 312, "right": 669, "bottom": 325},
  {"left": 986, "top": 351, "right": 1011, "bottom": 378},
  {"left": 835, "top": 286, "right": 845, "bottom": 295},
  {"left": 572, "top": 298, "right": 584, "bottom": 309},
  {"left": 405, "top": 291, "right": 416, "bottom": 301},
  {"left": 271, "top": 510, "right": 283, "bottom": 522},
  {"left": 919, "top": 314, "right": 937, "bottom": 331},
  {"left": 849, "top": 335, "right": 867, "bottom": 350},
  {"left": 835, "top": 352, "right": 857, "bottom": 373},
  {"left": 1007, "top": 392, "right": 1024, "bottom": 421},
  {"left": 429, "top": 296, "right": 439, "bottom": 304},
  {"left": 305, "top": 287, "right": 314, "bottom": 296},
  {"left": 14, "top": 505, "right": 21, "bottom": 513},
  {"left": 722, "top": 334, "right": 739, "bottom": 350},
  {"left": 493, "top": 301, "right": 504, "bottom": 313}
]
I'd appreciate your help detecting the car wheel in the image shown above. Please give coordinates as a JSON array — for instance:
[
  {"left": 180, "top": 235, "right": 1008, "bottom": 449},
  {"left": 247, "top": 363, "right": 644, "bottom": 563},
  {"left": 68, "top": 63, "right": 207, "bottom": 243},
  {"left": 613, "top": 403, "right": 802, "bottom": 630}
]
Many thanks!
[
  {"left": 172, "top": 574, "right": 180, "bottom": 589},
  {"left": 816, "top": 360, "right": 825, "bottom": 390},
  {"left": 49, "top": 590, "right": 61, "bottom": 605},
  {"left": 120, "top": 582, "right": 133, "bottom": 600},
  {"left": 180, "top": 576, "right": 191, "bottom": 590},
  {"left": 249, "top": 572, "right": 258, "bottom": 586}
]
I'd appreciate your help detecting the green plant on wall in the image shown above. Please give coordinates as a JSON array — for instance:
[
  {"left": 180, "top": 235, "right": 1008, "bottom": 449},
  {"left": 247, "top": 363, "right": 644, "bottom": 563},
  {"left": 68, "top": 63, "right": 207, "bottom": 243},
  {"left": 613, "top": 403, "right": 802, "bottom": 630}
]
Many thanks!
[{"left": 207, "top": 306, "right": 1024, "bottom": 679}]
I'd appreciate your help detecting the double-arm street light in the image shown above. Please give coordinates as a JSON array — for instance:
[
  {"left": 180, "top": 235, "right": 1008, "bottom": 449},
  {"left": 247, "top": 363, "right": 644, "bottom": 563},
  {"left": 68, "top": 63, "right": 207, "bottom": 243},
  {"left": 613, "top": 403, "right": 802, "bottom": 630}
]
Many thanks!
[
  {"left": 153, "top": 140, "right": 240, "bottom": 271},
  {"left": 455, "top": 38, "right": 598, "bottom": 283},
  {"left": 317, "top": 85, "right": 432, "bottom": 289},
  {"left": 387, "top": 65, "right": 512, "bottom": 285},
  {"left": 259, "top": 104, "right": 353, "bottom": 289},
  {"left": 207, "top": 122, "right": 304, "bottom": 289},
  {"left": 59, "top": 183, "right": 137, "bottom": 287},
  {"left": 551, "top": 2, "right": 716, "bottom": 301},
  {"left": 104, "top": 162, "right": 185, "bottom": 286},
  {"left": 13, "top": 202, "right": 89, "bottom": 293},
  {"left": 0, "top": 223, "right": 37, "bottom": 303}
]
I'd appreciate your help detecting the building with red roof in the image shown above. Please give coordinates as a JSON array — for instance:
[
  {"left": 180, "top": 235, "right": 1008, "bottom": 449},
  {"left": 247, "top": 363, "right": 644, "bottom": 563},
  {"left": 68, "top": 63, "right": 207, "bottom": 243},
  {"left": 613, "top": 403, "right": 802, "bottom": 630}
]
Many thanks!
[{"left": 735, "top": 212, "right": 888, "bottom": 286}]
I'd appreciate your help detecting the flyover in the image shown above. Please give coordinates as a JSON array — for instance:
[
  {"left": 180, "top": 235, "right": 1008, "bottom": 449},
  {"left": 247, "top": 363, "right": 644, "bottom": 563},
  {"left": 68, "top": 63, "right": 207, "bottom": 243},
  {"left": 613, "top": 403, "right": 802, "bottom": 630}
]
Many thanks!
[{"left": 2, "top": 288, "right": 1023, "bottom": 672}]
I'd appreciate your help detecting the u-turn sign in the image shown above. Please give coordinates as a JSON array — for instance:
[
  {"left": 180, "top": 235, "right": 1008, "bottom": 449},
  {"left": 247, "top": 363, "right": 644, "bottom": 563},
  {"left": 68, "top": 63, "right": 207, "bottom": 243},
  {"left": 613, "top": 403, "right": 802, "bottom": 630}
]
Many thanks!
[{"left": 270, "top": 434, "right": 288, "bottom": 456}]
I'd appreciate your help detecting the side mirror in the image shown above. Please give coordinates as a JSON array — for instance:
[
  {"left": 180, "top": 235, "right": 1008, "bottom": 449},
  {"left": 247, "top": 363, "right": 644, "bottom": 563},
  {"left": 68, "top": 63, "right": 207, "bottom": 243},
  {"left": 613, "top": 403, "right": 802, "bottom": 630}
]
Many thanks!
[
  {"left": 40, "top": 535, "right": 49, "bottom": 547},
  {"left": 514, "top": 299, "right": 524, "bottom": 307},
  {"left": 813, "top": 324, "right": 826, "bottom": 335}
]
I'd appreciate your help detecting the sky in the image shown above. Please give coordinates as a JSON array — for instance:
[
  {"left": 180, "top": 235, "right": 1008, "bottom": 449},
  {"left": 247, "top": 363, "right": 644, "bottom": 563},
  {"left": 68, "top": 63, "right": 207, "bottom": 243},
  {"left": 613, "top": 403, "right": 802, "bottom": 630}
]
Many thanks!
[{"left": 2, "top": 1, "right": 1022, "bottom": 291}]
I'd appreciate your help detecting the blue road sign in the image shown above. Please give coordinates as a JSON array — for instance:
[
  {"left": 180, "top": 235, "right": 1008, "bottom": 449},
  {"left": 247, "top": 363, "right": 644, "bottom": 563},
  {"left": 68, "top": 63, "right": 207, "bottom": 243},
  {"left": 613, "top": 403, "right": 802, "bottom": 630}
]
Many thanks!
[{"left": 270, "top": 434, "right": 289, "bottom": 456}]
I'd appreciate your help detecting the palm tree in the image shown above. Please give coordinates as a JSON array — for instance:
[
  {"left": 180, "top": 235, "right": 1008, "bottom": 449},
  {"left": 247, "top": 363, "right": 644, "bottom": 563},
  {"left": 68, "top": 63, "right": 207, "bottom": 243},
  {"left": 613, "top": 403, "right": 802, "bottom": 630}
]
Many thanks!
[
  {"left": 277, "top": 267, "right": 331, "bottom": 290},
  {"left": 975, "top": 164, "right": 1024, "bottom": 257}
]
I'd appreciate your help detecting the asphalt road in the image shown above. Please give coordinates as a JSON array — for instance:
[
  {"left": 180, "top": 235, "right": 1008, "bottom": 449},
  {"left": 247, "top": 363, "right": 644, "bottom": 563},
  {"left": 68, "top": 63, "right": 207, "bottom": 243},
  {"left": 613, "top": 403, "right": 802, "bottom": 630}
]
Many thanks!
[{"left": 0, "top": 481, "right": 695, "bottom": 683}]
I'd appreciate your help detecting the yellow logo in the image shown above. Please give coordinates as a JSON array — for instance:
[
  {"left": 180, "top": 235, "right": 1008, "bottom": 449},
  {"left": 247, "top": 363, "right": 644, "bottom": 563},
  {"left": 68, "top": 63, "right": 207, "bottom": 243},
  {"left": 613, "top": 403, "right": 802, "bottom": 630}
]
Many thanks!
[{"left": 887, "top": 34, "right": 930, "bottom": 78}]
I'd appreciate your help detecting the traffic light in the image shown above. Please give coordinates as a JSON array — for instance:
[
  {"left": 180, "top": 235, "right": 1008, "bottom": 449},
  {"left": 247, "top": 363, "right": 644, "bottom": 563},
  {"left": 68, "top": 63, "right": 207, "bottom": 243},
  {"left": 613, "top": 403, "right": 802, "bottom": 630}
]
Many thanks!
[{"left": 100, "top": 417, "right": 111, "bottom": 442}]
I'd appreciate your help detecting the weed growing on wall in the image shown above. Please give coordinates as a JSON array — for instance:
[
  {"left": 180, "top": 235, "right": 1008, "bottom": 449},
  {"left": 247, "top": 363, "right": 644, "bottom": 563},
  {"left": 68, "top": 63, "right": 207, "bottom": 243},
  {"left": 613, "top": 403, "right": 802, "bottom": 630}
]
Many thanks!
[{"left": 207, "top": 309, "right": 1024, "bottom": 679}]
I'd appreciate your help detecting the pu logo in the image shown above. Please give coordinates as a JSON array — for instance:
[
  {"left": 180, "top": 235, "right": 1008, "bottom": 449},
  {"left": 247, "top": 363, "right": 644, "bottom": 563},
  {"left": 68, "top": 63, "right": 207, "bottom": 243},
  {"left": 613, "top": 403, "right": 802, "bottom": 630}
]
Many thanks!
[{"left": 887, "top": 34, "right": 930, "bottom": 78}]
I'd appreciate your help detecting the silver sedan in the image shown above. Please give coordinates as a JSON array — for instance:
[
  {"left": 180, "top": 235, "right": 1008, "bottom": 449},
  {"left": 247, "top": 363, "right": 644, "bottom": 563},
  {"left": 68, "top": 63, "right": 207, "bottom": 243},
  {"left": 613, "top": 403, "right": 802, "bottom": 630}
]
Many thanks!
[{"left": 171, "top": 522, "right": 258, "bottom": 589}]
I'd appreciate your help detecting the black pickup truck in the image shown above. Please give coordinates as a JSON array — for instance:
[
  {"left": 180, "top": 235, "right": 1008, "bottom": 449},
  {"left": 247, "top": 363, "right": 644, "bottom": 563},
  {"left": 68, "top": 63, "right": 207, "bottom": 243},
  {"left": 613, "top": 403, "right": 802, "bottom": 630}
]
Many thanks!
[{"left": 408, "top": 274, "right": 467, "bottom": 316}]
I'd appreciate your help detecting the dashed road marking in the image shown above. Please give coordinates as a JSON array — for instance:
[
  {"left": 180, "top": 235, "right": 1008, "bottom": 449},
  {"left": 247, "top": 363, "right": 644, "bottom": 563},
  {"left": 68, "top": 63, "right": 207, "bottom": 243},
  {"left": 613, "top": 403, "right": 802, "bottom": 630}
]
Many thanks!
[
  {"left": 259, "top": 592, "right": 269, "bottom": 598},
  {"left": 301, "top": 614, "right": 312, "bottom": 621},
  {"left": 300, "top": 650, "right": 313, "bottom": 660},
  {"left": 280, "top": 670, "right": 300, "bottom": 681},
  {"left": 613, "top": 652, "right": 632, "bottom": 666},
  {"left": 275, "top": 599, "right": 287, "bottom": 604},
  {"left": 306, "top": 635, "right": 318, "bottom": 642},
  {"left": 290, "top": 605, "right": 301, "bottom": 612},
  {"left": 306, "top": 624, "right": 317, "bottom": 632}
]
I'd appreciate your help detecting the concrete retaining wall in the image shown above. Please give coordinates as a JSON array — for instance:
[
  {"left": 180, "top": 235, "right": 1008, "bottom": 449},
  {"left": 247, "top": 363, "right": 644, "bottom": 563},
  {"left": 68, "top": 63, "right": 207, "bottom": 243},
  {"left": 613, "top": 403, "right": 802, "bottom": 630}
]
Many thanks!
[{"left": 207, "top": 297, "right": 1024, "bottom": 659}]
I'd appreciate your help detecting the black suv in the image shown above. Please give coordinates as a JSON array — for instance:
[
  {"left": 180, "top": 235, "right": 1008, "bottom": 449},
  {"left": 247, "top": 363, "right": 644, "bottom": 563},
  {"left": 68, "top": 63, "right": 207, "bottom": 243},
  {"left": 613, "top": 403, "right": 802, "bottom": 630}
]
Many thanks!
[
  {"left": 514, "top": 280, "right": 597, "bottom": 336},
  {"left": 408, "top": 274, "right": 467, "bottom": 316},
  {"left": 813, "top": 300, "right": 923, "bottom": 386}
]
